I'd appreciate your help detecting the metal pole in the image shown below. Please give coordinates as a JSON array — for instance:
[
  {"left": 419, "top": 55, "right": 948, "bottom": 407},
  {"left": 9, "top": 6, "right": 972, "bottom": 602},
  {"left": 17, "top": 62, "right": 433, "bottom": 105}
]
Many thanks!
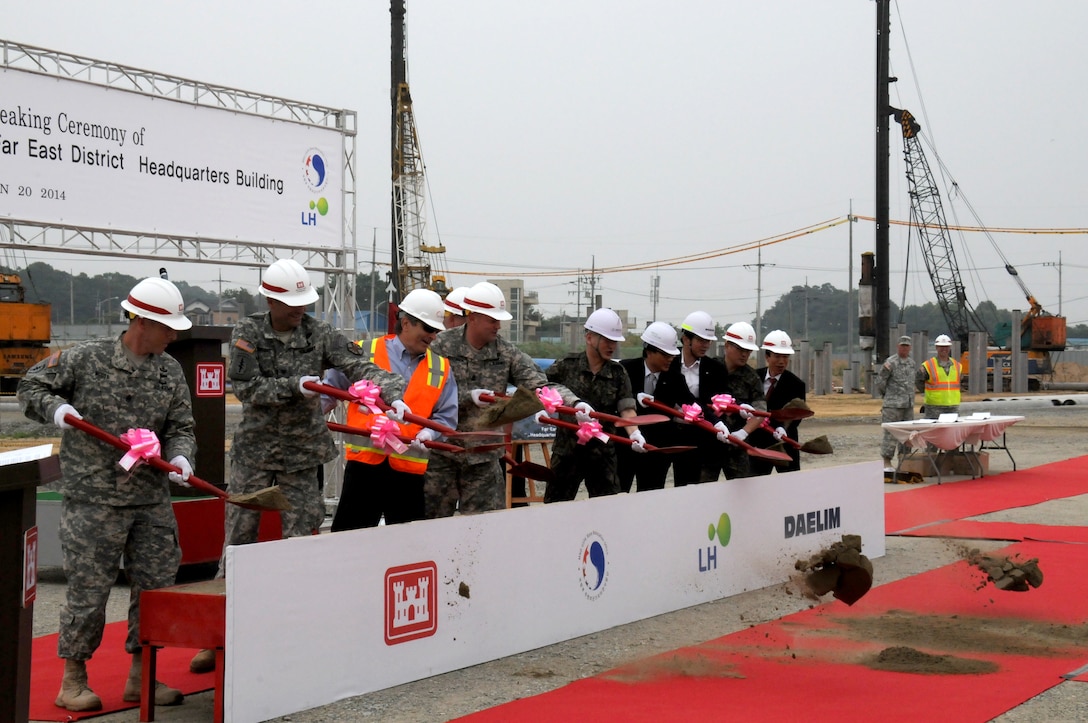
[{"left": 875, "top": 0, "right": 892, "bottom": 363}]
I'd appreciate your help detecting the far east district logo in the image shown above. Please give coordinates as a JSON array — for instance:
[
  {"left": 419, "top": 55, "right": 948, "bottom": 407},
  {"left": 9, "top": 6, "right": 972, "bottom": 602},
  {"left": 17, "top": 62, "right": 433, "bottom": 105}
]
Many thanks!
[
  {"left": 384, "top": 561, "right": 437, "bottom": 645},
  {"left": 195, "top": 363, "right": 224, "bottom": 398},
  {"left": 578, "top": 532, "right": 609, "bottom": 600},
  {"left": 302, "top": 148, "right": 329, "bottom": 193}
]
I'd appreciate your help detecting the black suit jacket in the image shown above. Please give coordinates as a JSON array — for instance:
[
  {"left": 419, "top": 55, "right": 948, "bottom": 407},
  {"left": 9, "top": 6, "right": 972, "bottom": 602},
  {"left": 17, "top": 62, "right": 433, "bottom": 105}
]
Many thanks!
[
  {"left": 620, "top": 356, "right": 678, "bottom": 447},
  {"left": 749, "top": 367, "right": 806, "bottom": 469}
]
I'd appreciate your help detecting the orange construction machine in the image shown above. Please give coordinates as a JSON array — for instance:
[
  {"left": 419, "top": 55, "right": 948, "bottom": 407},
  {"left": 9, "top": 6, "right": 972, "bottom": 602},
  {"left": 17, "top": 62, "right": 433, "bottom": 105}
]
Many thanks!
[{"left": 0, "top": 274, "right": 52, "bottom": 394}]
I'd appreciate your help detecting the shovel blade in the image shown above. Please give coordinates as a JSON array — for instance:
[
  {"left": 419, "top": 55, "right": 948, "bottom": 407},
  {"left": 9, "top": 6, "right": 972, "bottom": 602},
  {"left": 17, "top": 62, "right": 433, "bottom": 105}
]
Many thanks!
[{"left": 229, "top": 485, "right": 293, "bottom": 512}]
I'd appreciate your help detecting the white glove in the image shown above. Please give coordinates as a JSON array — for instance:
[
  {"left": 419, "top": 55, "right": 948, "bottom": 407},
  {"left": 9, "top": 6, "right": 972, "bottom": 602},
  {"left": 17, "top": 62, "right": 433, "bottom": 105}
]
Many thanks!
[
  {"left": 470, "top": 389, "right": 493, "bottom": 408},
  {"left": 53, "top": 403, "right": 82, "bottom": 430},
  {"left": 636, "top": 392, "right": 655, "bottom": 407},
  {"left": 386, "top": 399, "right": 412, "bottom": 423},
  {"left": 737, "top": 403, "right": 756, "bottom": 420},
  {"left": 574, "top": 401, "right": 594, "bottom": 424},
  {"left": 299, "top": 375, "right": 321, "bottom": 398},
  {"left": 168, "top": 456, "right": 193, "bottom": 487},
  {"left": 714, "top": 421, "right": 730, "bottom": 444},
  {"left": 773, "top": 426, "right": 788, "bottom": 442},
  {"left": 409, "top": 427, "right": 439, "bottom": 453},
  {"left": 534, "top": 410, "right": 556, "bottom": 425},
  {"left": 730, "top": 428, "right": 749, "bottom": 444},
  {"left": 628, "top": 429, "right": 647, "bottom": 453}
]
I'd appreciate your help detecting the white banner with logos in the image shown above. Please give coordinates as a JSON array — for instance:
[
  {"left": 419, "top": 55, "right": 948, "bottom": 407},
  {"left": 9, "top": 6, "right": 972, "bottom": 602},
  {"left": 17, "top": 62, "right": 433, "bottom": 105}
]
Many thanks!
[
  {"left": 0, "top": 67, "right": 344, "bottom": 247},
  {"left": 225, "top": 461, "right": 884, "bottom": 722}
]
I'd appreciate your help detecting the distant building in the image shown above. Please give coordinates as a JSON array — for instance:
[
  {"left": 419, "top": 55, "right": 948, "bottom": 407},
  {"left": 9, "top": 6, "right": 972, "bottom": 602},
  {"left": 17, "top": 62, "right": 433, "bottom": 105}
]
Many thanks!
[
  {"left": 487, "top": 279, "right": 540, "bottom": 343},
  {"left": 185, "top": 298, "right": 242, "bottom": 326}
]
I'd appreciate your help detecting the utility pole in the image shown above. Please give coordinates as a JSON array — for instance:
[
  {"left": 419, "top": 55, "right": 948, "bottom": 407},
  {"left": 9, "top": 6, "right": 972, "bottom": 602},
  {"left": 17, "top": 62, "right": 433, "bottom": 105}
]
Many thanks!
[
  {"left": 650, "top": 272, "right": 660, "bottom": 323},
  {"left": 1044, "top": 251, "right": 1063, "bottom": 316},
  {"left": 847, "top": 202, "right": 858, "bottom": 370},
  {"left": 744, "top": 244, "right": 774, "bottom": 342},
  {"left": 875, "top": 0, "right": 892, "bottom": 363},
  {"left": 369, "top": 229, "right": 378, "bottom": 337}
]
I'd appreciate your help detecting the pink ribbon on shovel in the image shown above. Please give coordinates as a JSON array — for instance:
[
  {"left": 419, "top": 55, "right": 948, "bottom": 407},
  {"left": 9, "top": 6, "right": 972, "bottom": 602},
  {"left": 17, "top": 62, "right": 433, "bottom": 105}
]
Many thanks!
[
  {"left": 710, "top": 394, "right": 736, "bottom": 416},
  {"left": 370, "top": 415, "right": 408, "bottom": 454},
  {"left": 576, "top": 419, "right": 610, "bottom": 445},
  {"left": 349, "top": 379, "right": 385, "bottom": 414},
  {"left": 118, "top": 428, "right": 161, "bottom": 471},
  {"left": 681, "top": 404, "right": 705, "bottom": 423},
  {"left": 536, "top": 386, "right": 564, "bottom": 415}
]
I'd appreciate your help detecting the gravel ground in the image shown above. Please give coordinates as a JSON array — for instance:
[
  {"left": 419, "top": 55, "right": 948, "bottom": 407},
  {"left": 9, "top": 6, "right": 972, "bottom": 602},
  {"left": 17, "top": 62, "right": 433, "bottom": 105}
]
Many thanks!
[{"left": 11, "top": 397, "right": 1088, "bottom": 722}]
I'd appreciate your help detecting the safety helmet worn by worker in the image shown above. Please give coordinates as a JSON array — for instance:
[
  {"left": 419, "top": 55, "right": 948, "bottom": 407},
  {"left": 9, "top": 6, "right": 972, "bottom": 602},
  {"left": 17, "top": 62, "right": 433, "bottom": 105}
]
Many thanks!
[
  {"left": 584, "top": 308, "right": 625, "bottom": 342},
  {"left": 399, "top": 288, "right": 446, "bottom": 331},
  {"left": 680, "top": 311, "right": 717, "bottom": 341},
  {"left": 258, "top": 259, "right": 320, "bottom": 307},
  {"left": 761, "top": 329, "right": 795, "bottom": 355},
  {"left": 121, "top": 277, "right": 193, "bottom": 331},
  {"left": 443, "top": 286, "right": 470, "bottom": 316},
  {"left": 724, "top": 321, "right": 760, "bottom": 351},
  {"left": 462, "top": 282, "right": 513, "bottom": 320},
  {"left": 640, "top": 321, "right": 681, "bottom": 356},
  {"left": 934, "top": 334, "right": 953, "bottom": 347}
]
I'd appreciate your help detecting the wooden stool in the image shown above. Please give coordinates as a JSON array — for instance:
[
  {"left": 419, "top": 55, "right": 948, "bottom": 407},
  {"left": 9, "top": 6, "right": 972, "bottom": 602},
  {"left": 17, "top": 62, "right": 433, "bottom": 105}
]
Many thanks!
[{"left": 506, "top": 439, "right": 550, "bottom": 507}]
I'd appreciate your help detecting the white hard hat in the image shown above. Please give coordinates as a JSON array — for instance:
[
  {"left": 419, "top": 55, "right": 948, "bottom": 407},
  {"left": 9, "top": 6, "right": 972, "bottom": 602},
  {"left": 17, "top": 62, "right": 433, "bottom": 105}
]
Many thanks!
[
  {"left": 121, "top": 277, "right": 193, "bottom": 331},
  {"left": 934, "top": 334, "right": 953, "bottom": 347},
  {"left": 584, "top": 308, "right": 625, "bottom": 342},
  {"left": 399, "top": 289, "right": 446, "bottom": 331},
  {"left": 443, "top": 286, "right": 470, "bottom": 316},
  {"left": 259, "top": 259, "right": 319, "bottom": 307},
  {"left": 724, "top": 321, "right": 760, "bottom": 351},
  {"left": 640, "top": 321, "right": 680, "bottom": 355},
  {"left": 462, "top": 282, "right": 513, "bottom": 320},
  {"left": 680, "top": 311, "right": 717, "bottom": 341},
  {"left": 761, "top": 329, "right": 795, "bottom": 355}
]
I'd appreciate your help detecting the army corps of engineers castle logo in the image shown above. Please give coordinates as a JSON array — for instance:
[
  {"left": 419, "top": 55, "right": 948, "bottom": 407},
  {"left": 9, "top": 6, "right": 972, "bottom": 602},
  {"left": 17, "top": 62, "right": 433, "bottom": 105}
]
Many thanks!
[{"left": 384, "top": 561, "right": 437, "bottom": 645}]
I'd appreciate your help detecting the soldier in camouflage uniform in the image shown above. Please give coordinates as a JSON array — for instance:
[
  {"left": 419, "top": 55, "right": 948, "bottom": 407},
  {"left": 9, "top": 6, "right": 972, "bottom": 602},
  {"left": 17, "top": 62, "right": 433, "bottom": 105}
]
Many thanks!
[
  {"left": 877, "top": 335, "right": 918, "bottom": 471},
  {"left": 18, "top": 277, "right": 196, "bottom": 712},
  {"left": 424, "top": 282, "right": 576, "bottom": 516},
  {"left": 704, "top": 321, "right": 767, "bottom": 481},
  {"left": 543, "top": 309, "right": 640, "bottom": 502}
]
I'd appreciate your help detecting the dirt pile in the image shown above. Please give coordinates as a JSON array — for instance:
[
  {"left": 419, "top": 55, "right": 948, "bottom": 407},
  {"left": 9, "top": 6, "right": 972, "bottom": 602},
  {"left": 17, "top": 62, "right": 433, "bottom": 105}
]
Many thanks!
[
  {"left": 794, "top": 534, "right": 874, "bottom": 605},
  {"left": 967, "top": 550, "right": 1044, "bottom": 592}
]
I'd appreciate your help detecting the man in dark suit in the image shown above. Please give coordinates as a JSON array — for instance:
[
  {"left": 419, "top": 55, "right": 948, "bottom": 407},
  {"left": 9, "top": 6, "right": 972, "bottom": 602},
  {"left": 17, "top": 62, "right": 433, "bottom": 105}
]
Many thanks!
[
  {"left": 749, "top": 330, "right": 806, "bottom": 474},
  {"left": 617, "top": 322, "right": 682, "bottom": 492}
]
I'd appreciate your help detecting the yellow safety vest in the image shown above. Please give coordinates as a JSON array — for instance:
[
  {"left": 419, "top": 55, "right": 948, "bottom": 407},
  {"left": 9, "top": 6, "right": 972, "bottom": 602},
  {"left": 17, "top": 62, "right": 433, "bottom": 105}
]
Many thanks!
[{"left": 923, "top": 357, "right": 961, "bottom": 407}]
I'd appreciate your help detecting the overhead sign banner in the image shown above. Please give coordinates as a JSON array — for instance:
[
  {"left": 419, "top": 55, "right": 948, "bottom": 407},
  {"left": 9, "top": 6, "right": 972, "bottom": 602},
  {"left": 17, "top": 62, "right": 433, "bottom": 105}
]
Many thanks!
[{"left": 0, "top": 67, "right": 345, "bottom": 248}]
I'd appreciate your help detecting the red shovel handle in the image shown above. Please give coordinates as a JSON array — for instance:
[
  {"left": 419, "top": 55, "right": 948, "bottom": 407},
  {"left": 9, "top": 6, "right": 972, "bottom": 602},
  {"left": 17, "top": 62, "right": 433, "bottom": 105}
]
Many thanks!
[
  {"left": 638, "top": 399, "right": 793, "bottom": 462},
  {"left": 304, "top": 380, "right": 460, "bottom": 437},
  {"left": 477, "top": 392, "right": 667, "bottom": 427},
  {"left": 759, "top": 419, "right": 802, "bottom": 450},
  {"left": 537, "top": 416, "right": 693, "bottom": 454},
  {"left": 63, "top": 414, "right": 230, "bottom": 501},
  {"left": 326, "top": 421, "right": 465, "bottom": 454}
]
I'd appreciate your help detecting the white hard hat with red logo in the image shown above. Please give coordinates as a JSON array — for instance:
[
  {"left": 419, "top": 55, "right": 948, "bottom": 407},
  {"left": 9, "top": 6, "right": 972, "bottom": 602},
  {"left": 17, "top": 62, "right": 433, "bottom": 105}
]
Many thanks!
[
  {"left": 761, "top": 329, "right": 795, "bottom": 355},
  {"left": 259, "top": 259, "right": 319, "bottom": 307},
  {"left": 462, "top": 282, "right": 513, "bottom": 320},
  {"left": 443, "top": 286, "right": 470, "bottom": 316},
  {"left": 724, "top": 321, "right": 760, "bottom": 351},
  {"left": 399, "top": 289, "right": 446, "bottom": 331},
  {"left": 934, "top": 334, "right": 953, "bottom": 347},
  {"left": 121, "top": 277, "right": 192, "bottom": 331}
]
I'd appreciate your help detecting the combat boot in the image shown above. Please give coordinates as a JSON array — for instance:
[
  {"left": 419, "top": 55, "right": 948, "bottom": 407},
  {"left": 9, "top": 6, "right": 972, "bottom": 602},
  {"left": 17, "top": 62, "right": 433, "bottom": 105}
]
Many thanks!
[
  {"left": 55, "top": 658, "right": 103, "bottom": 712},
  {"left": 122, "top": 651, "right": 184, "bottom": 706},
  {"left": 190, "top": 647, "right": 216, "bottom": 673}
]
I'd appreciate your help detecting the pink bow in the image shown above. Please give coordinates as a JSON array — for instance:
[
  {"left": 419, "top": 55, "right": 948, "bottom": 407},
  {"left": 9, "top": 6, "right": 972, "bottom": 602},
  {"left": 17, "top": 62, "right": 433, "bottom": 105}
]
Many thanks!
[
  {"left": 710, "top": 394, "right": 736, "bottom": 416},
  {"left": 536, "top": 387, "right": 564, "bottom": 414},
  {"left": 576, "top": 419, "right": 609, "bottom": 445},
  {"left": 349, "top": 380, "right": 384, "bottom": 414},
  {"left": 119, "top": 428, "right": 161, "bottom": 471},
  {"left": 370, "top": 415, "right": 408, "bottom": 454},
  {"left": 681, "top": 404, "right": 705, "bottom": 423}
]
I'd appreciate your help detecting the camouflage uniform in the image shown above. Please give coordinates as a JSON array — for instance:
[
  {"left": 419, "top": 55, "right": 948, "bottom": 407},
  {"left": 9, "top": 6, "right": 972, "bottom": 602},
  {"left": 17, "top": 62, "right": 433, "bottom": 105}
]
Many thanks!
[
  {"left": 702, "top": 363, "right": 767, "bottom": 482},
  {"left": 542, "top": 352, "right": 636, "bottom": 502},
  {"left": 223, "top": 313, "right": 404, "bottom": 565},
  {"left": 424, "top": 325, "right": 576, "bottom": 516},
  {"left": 877, "top": 352, "right": 917, "bottom": 460},
  {"left": 17, "top": 335, "right": 196, "bottom": 658}
]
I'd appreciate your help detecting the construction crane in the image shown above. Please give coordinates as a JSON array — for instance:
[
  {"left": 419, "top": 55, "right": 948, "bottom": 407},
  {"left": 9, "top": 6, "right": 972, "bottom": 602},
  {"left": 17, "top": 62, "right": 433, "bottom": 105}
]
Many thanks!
[
  {"left": 390, "top": 0, "right": 448, "bottom": 306},
  {"left": 891, "top": 107, "right": 1066, "bottom": 389}
]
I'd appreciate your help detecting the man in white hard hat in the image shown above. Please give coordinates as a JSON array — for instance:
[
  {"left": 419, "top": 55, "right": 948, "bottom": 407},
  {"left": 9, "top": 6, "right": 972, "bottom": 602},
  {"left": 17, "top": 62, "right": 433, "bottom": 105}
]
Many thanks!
[
  {"left": 705, "top": 321, "right": 768, "bottom": 481},
  {"left": 326, "top": 289, "right": 458, "bottom": 529},
  {"left": 542, "top": 308, "right": 639, "bottom": 502},
  {"left": 667, "top": 310, "right": 729, "bottom": 485},
  {"left": 18, "top": 277, "right": 196, "bottom": 711},
  {"left": 877, "top": 335, "right": 917, "bottom": 473},
  {"left": 442, "top": 286, "right": 470, "bottom": 329},
  {"left": 425, "top": 282, "right": 578, "bottom": 516},
  {"left": 749, "top": 330, "right": 805, "bottom": 474},
  {"left": 617, "top": 321, "right": 683, "bottom": 492},
  {"left": 917, "top": 333, "right": 961, "bottom": 419}
]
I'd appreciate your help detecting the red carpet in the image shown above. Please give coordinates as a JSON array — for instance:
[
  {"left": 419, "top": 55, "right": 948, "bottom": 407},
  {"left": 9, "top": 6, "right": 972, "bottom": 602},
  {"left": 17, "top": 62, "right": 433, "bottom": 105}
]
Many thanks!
[
  {"left": 30, "top": 621, "right": 212, "bottom": 721},
  {"left": 885, "top": 455, "right": 1088, "bottom": 534},
  {"left": 896, "top": 520, "right": 1088, "bottom": 544},
  {"left": 455, "top": 540, "right": 1088, "bottom": 723}
]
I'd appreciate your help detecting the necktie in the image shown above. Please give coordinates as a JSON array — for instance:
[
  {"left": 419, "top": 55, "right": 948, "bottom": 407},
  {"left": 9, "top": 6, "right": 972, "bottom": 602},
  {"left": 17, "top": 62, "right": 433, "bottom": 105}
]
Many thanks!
[
  {"left": 645, "top": 372, "right": 656, "bottom": 395},
  {"left": 766, "top": 375, "right": 777, "bottom": 398}
]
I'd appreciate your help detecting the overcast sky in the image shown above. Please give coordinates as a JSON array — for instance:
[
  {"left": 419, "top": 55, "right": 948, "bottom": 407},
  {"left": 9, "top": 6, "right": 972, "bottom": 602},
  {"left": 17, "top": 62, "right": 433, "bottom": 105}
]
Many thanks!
[{"left": 5, "top": 1, "right": 1087, "bottom": 336}]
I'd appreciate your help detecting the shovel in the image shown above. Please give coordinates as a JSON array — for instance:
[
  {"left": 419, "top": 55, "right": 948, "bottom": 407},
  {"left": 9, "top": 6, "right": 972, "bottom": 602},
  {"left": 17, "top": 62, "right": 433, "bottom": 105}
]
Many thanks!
[
  {"left": 537, "top": 416, "right": 696, "bottom": 454},
  {"left": 477, "top": 391, "right": 669, "bottom": 428},
  {"left": 326, "top": 421, "right": 468, "bottom": 454},
  {"left": 636, "top": 397, "right": 793, "bottom": 462},
  {"left": 760, "top": 420, "right": 834, "bottom": 456},
  {"left": 64, "top": 415, "right": 291, "bottom": 512}
]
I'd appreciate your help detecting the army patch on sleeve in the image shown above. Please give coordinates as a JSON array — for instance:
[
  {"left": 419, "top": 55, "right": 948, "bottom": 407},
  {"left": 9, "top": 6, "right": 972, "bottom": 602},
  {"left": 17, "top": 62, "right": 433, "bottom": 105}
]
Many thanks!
[{"left": 234, "top": 338, "right": 255, "bottom": 354}]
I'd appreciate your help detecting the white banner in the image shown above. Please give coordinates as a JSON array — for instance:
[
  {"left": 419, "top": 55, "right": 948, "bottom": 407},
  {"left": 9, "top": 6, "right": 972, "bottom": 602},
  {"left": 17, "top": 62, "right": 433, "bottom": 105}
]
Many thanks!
[
  {"left": 225, "top": 462, "right": 885, "bottom": 722},
  {"left": 0, "top": 67, "right": 345, "bottom": 247}
]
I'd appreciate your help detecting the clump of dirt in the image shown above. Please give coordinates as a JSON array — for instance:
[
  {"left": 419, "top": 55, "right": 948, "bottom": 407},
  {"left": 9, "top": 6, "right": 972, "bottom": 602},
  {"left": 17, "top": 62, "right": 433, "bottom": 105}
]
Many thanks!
[
  {"left": 965, "top": 550, "right": 1044, "bottom": 592},
  {"left": 601, "top": 653, "right": 743, "bottom": 684},
  {"left": 864, "top": 646, "right": 998, "bottom": 675},
  {"left": 458, "top": 582, "right": 471, "bottom": 598},
  {"left": 794, "top": 534, "right": 874, "bottom": 605}
]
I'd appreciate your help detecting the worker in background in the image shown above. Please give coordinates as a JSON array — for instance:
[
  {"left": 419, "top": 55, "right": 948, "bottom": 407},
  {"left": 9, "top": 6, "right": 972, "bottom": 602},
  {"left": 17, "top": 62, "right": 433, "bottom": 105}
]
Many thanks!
[
  {"left": 442, "top": 286, "right": 470, "bottom": 329},
  {"left": 543, "top": 308, "right": 640, "bottom": 502},
  {"left": 18, "top": 277, "right": 196, "bottom": 712},
  {"left": 617, "top": 321, "right": 683, "bottom": 492},
  {"left": 749, "top": 330, "right": 805, "bottom": 474},
  {"left": 877, "top": 335, "right": 917, "bottom": 473},
  {"left": 918, "top": 333, "right": 961, "bottom": 418},
  {"left": 326, "top": 289, "right": 457, "bottom": 529},
  {"left": 190, "top": 258, "right": 406, "bottom": 674},
  {"left": 706, "top": 321, "right": 767, "bottom": 481},
  {"left": 425, "top": 282, "right": 577, "bottom": 516},
  {"left": 668, "top": 311, "right": 728, "bottom": 485}
]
